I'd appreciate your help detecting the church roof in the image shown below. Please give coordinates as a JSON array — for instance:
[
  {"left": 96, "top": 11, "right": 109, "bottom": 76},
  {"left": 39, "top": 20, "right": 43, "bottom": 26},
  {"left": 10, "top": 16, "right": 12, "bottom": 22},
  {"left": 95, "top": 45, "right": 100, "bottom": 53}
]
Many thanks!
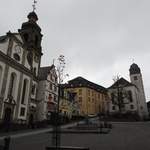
[
  {"left": 62, "top": 76, "right": 107, "bottom": 93},
  {"left": 129, "top": 63, "right": 141, "bottom": 75},
  {"left": 108, "top": 77, "right": 135, "bottom": 89},
  {"left": 38, "top": 65, "right": 55, "bottom": 80},
  {"left": 27, "top": 11, "right": 38, "bottom": 21},
  {"left": 0, "top": 35, "right": 7, "bottom": 43}
]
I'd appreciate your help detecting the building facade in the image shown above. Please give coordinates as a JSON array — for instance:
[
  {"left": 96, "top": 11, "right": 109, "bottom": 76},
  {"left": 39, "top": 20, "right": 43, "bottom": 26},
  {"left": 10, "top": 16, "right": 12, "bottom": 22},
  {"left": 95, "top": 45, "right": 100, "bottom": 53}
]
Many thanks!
[
  {"left": 108, "top": 63, "right": 148, "bottom": 119},
  {"left": 59, "top": 86, "right": 80, "bottom": 119},
  {"left": 0, "top": 11, "right": 43, "bottom": 124},
  {"left": 37, "top": 65, "right": 58, "bottom": 121},
  {"left": 62, "top": 77, "right": 108, "bottom": 116}
]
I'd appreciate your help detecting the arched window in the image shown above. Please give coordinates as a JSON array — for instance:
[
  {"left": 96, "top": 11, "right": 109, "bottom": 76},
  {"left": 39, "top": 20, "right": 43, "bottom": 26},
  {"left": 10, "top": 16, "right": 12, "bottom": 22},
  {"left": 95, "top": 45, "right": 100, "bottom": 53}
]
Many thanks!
[
  {"left": 21, "top": 79, "right": 28, "bottom": 104},
  {"left": 111, "top": 93, "right": 115, "bottom": 104},
  {"left": 8, "top": 73, "right": 17, "bottom": 98},
  {"left": 33, "top": 67, "right": 36, "bottom": 76},
  {"left": 0, "top": 66, "right": 2, "bottom": 85},
  {"left": 128, "top": 90, "right": 133, "bottom": 102}
]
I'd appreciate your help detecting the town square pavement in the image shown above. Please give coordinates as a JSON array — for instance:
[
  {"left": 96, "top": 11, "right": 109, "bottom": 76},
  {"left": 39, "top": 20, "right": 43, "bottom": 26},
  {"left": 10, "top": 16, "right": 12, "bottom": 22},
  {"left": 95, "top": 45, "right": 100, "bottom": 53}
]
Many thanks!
[{"left": 0, "top": 121, "right": 150, "bottom": 150}]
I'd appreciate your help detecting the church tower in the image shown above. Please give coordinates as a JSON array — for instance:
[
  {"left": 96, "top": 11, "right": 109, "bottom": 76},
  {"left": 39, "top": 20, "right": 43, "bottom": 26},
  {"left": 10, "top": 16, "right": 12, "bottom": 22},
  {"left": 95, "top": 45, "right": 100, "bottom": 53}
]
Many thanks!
[
  {"left": 19, "top": 11, "right": 42, "bottom": 52},
  {"left": 18, "top": 11, "right": 43, "bottom": 70},
  {"left": 129, "top": 63, "right": 148, "bottom": 118}
]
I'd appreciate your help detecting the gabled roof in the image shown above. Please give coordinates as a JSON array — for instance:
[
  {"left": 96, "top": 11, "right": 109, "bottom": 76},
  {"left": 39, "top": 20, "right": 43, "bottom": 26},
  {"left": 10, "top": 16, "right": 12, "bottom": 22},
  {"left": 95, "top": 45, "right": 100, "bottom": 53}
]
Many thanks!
[
  {"left": 62, "top": 76, "right": 107, "bottom": 93},
  {"left": 0, "top": 32, "right": 23, "bottom": 45},
  {"left": 108, "top": 77, "right": 135, "bottom": 89},
  {"left": 38, "top": 65, "right": 55, "bottom": 80},
  {"left": 0, "top": 35, "right": 7, "bottom": 43}
]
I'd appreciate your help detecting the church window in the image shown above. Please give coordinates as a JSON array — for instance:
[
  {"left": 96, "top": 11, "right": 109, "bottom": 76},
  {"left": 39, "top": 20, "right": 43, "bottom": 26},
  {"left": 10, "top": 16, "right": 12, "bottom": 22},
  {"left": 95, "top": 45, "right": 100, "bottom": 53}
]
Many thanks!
[
  {"left": 49, "top": 83, "right": 52, "bottom": 90},
  {"left": 8, "top": 73, "right": 17, "bottom": 98},
  {"left": 54, "top": 77, "right": 57, "bottom": 82},
  {"left": 20, "top": 107, "right": 25, "bottom": 116},
  {"left": 128, "top": 90, "right": 133, "bottom": 102},
  {"left": 130, "top": 104, "right": 134, "bottom": 109},
  {"left": 134, "top": 76, "right": 138, "bottom": 80},
  {"left": 98, "top": 94, "right": 100, "bottom": 99},
  {"left": 50, "top": 74, "right": 53, "bottom": 81},
  {"left": 0, "top": 66, "right": 2, "bottom": 87},
  {"left": 79, "top": 97, "right": 82, "bottom": 103},
  {"left": 111, "top": 93, "right": 115, "bottom": 104},
  {"left": 54, "top": 85, "right": 57, "bottom": 92},
  {"left": 79, "top": 89, "right": 82, "bottom": 95},
  {"left": 21, "top": 79, "right": 28, "bottom": 104},
  {"left": 31, "top": 84, "right": 36, "bottom": 95},
  {"left": 88, "top": 89, "right": 90, "bottom": 96},
  {"left": 112, "top": 106, "right": 115, "bottom": 110},
  {"left": 33, "top": 67, "right": 36, "bottom": 76},
  {"left": 54, "top": 95, "right": 57, "bottom": 102}
]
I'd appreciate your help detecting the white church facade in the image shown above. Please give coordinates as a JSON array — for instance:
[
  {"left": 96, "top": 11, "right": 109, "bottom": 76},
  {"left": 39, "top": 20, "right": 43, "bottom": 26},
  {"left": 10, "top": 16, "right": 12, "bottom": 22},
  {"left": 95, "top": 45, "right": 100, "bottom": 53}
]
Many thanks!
[
  {"left": 0, "top": 11, "right": 43, "bottom": 124},
  {"left": 108, "top": 63, "right": 148, "bottom": 119}
]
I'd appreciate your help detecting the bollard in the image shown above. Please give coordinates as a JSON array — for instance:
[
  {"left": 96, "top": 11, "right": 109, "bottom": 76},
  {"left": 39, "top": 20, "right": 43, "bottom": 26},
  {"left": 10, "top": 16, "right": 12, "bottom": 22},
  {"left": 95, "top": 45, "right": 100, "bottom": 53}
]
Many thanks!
[{"left": 4, "top": 137, "right": 11, "bottom": 150}]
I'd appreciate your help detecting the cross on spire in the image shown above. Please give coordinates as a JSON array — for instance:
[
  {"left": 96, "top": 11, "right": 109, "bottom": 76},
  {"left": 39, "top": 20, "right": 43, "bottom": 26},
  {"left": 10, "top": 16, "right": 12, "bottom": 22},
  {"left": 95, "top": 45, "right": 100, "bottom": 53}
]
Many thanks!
[
  {"left": 32, "top": 0, "right": 37, "bottom": 12},
  {"left": 132, "top": 58, "right": 135, "bottom": 63}
]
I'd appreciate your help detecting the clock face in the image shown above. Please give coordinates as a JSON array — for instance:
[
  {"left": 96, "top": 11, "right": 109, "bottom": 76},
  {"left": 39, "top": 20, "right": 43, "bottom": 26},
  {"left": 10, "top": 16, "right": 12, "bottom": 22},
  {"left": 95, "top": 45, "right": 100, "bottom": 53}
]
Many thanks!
[{"left": 14, "top": 45, "right": 21, "bottom": 54}]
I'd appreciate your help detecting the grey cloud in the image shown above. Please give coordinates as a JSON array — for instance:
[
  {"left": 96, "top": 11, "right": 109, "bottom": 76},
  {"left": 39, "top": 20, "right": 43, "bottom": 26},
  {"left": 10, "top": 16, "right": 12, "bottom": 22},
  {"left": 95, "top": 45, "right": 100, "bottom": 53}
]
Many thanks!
[{"left": 0, "top": 0, "right": 150, "bottom": 100}]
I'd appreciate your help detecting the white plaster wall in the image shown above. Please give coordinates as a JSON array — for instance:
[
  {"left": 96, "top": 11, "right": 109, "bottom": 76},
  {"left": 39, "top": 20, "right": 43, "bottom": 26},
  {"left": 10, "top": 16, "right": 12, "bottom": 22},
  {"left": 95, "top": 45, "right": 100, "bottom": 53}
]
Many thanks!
[
  {"left": 37, "top": 101, "right": 47, "bottom": 121},
  {"left": 18, "top": 74, "right": 31, "bottom": 120},
  {"left": 108, "top": 86, "right": 139, "bottom": 114},
  {"left": 32, "top": 56, "right": 39, "bottom": 77},
  {"left": 130, "top": 73, "right": 148, "bottom": 118},
  {"left": 37, "top": 80, "right": 47, "bottom": 121},
  {"left": 31, "top": 80, "right": 38, "bottom": 100},
  {"left": 14, "top": 34, "right": 23, "bottom": 43},
  {"left": 0, "top": 38, "right": 9, "bottom": 55},
  {"left": 24, "top": 51, "right": 31, "bottom": 70},
  {"left": 10, "top": 41, "right": 23, "bottom": 64},
  {"left": 124, "top": 86, "right": 138, "bottom": 112},
  {"left": 37, "top": 80, "right": 46, "bottom": 101},
  {"left": 1, "top": 67, "right": 21, "bottom": 119},
  {"left": 0, "top": 61, "right": 5, "bottom": 97}
]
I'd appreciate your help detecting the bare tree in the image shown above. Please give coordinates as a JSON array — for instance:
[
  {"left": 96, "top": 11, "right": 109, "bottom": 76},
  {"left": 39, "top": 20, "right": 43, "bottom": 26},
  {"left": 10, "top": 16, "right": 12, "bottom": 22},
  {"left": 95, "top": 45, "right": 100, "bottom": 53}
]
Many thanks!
[
  {"left": 52, "top": 55, "right": 68, "bottom": 148},
  {"left": 111, "top": 75, "right": 129, "bottom": 114}
]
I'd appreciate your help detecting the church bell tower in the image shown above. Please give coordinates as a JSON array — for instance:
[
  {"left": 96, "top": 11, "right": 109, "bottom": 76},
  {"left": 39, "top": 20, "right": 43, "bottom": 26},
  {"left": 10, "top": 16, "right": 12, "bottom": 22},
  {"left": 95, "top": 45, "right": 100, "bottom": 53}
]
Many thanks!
[
  {"left": 129, "top": 63, "right": 148, "bottom": 118},
  {"left": 19, "top": 11, "right": 43, "bottom": 54}
]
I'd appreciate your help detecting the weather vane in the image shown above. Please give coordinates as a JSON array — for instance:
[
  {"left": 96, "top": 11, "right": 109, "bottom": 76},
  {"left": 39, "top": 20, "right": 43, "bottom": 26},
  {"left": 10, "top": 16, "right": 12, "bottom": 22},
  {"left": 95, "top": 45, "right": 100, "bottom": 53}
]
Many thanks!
[
  {"left": 132, "top": 58, "right": 135, "bottom": 63},
  {"left": 32, "top": 0, "right": 37, "bottom": 12}
]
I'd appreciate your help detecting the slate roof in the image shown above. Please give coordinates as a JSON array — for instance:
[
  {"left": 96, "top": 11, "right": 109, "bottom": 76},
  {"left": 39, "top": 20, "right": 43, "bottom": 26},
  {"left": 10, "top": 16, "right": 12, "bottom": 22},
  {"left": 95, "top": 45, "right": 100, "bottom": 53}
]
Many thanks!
[
  {"left": 38, "top": 65, "right": 55, "bottom": 80},
  {"left": 129, "top": 63, "right": 141, "bottom": 75},
  {"left": 62, "top": 76, "right": 107, "bottom": 93},
  {"left": 108, "top": 77, "right": 135, "bottom": 89},
  {"left": 0, "top": 35, "right": 7, "bottom": 43}
]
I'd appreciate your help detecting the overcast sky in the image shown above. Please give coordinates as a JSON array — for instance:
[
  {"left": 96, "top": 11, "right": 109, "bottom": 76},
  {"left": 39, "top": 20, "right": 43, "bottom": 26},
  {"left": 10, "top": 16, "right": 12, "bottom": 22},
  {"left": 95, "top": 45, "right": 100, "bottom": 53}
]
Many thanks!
[{"left": 0, "top": 0, "right": 150, "bottom": 101}]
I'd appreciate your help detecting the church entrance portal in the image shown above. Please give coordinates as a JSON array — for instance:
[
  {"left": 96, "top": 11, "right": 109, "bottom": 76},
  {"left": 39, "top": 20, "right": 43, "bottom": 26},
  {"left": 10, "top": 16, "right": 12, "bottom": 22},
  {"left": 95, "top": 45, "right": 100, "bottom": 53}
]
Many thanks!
[{"left": 3, "top": 107, "right": 12, "bottom": 131}]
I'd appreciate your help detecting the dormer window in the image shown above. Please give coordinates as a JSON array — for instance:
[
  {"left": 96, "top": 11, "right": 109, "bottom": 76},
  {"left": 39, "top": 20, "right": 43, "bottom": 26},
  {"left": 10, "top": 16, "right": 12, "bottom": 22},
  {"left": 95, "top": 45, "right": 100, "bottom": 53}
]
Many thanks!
[{"left": 33, "top": 67, "right": 36, "bottom": 76}]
